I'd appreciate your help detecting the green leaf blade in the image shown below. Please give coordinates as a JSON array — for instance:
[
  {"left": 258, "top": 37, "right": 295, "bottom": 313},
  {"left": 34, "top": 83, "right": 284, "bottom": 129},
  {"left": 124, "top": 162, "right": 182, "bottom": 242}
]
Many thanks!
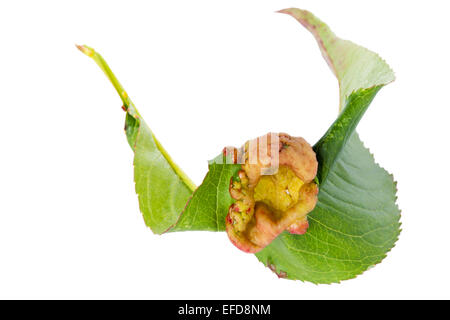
[
  {"left": 279, "top": 8, "right": 395, "bottom": 111},
  {"left": 279, "top": 8, "right": 395, "bottom": 185},
  {"left": 170, "top": 162, "right": 241, "bottom": 232},
  {"left": 314, "top": 86, "right": 382, "bottom": 183},
  {"left": 134, "top": 123, "right": 195, "bottom": 234}
]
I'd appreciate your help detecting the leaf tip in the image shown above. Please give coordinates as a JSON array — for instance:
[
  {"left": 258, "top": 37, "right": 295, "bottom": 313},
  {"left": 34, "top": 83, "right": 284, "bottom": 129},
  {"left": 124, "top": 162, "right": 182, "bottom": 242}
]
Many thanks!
[
  {"left": 76, "top": 44, "right": 95, "bottom": 57},
  {"left": 276, "top": 8, "right": 306, "bottom": 18},
  {"left": 275, "top": 9, "right": 288, "bottom": 14},
  {"left": 276, "top": 8, "right": 295, "bottom": 14}
]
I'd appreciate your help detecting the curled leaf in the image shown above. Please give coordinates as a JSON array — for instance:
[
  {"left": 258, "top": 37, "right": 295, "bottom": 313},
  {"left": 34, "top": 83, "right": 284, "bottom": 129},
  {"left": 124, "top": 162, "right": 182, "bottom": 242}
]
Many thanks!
[{"left": 79, "top": 8, "right": 401, "bottom": 284}]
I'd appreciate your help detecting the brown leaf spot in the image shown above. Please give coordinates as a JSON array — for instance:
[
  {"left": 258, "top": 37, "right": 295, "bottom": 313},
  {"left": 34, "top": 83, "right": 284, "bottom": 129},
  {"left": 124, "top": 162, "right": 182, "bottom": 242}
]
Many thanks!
[{"left": 268, "top": 262, "right": 287, "bottom": 279}]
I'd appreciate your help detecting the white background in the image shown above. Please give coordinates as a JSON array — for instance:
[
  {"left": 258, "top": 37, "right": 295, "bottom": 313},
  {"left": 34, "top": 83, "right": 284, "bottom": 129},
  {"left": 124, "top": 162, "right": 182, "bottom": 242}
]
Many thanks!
[{"left": 0, "top": 0, "right": 449, "bottom": 299}]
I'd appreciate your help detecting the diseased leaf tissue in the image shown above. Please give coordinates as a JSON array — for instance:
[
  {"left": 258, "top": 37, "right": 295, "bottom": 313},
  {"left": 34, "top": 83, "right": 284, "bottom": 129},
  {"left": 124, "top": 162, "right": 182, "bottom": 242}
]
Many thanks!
[{"left": 78, "top": 8, "right": 400, "bottom": 284}]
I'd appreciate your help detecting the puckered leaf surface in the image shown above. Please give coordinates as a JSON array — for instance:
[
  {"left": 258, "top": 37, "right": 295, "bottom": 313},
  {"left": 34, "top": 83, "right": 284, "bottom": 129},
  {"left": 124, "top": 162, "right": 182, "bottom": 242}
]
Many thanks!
[{"left": 256, "top": 133, "right": 400, "bottom": 283}]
